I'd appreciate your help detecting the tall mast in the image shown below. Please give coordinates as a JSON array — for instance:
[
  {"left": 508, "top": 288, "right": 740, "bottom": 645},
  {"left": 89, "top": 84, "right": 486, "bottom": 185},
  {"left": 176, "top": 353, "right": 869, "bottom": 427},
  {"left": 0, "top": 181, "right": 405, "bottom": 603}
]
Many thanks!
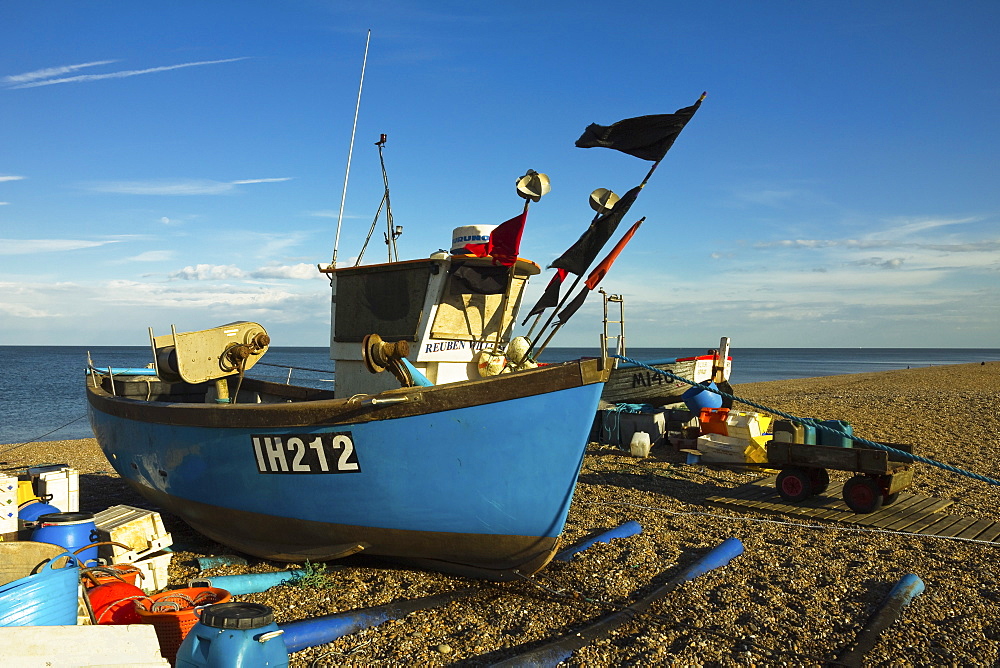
[{"left": 330, "top": 29, "right": 371, "bottom": 268}]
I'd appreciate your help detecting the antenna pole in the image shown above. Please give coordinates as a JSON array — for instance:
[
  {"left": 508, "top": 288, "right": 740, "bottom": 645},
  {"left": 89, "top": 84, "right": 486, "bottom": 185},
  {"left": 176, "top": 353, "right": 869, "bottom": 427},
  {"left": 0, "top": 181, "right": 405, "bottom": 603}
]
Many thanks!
[{"left": 331, "top": 29, "right": 371, "bottom": 268}]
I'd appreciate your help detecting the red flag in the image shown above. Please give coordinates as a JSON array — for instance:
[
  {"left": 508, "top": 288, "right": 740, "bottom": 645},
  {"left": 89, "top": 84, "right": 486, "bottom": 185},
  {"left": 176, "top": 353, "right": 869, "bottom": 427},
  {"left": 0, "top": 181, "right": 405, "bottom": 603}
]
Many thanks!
[
  {"left": 487, "top": 211, "right": 527, "bottom": 267},
  {"left": 584, "top": 218, "right": 643, "bottom": 290},
  {"left": 462, "top": 242, "right": 489, "bottom": 257}
]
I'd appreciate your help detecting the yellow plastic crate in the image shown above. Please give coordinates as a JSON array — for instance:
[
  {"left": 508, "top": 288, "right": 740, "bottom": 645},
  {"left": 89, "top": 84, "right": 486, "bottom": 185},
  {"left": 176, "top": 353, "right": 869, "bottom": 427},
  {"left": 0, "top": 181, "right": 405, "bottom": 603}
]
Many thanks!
[{"left": 93, "top": 505, "right": 172, "bottom": 563}]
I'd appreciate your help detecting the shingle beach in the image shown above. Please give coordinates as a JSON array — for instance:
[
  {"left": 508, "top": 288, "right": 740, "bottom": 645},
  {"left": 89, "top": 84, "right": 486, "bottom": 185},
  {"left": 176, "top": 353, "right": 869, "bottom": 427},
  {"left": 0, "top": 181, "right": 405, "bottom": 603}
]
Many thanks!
[{"left": 3, "top": 361, "right": 998, "bottom": 666}]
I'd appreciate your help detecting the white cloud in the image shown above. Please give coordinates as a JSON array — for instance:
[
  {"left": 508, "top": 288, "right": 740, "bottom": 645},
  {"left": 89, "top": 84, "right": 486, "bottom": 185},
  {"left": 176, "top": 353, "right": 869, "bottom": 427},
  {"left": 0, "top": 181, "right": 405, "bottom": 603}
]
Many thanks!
[
  {"left": 0, "top": 175, "right": 26, "bottom": 182},
  {"left": 125, "top": 250, "right": 175, "bottom": 262},
  {"left": 3, "top": 60, "right": 118, "bottom": 84},
  {"left": 248, "top": 232, "right": 311, "bottom": 260},
  {"left": 0, "top": 202, "right": 8, "bottom": 206},
  {"left": 5, "top": 58, "right": 247, "bottom": 89},
  {"left": 168, "top": 262, "right": 323, "bottom": 281},
  {"left": 250, "top": 263, "right": 324, "bottom": 279},
  {"left": 878, "top": 215, "right": 981, "bottom": 239},
  {"left": 0, "top": 239, "right": 119, "bottom": 255},
  {"left": 230, "top": 178, "right": 293, "bottom": 185},
  {"left": 0, "top": 301, "right": 50, "bottom": 318},
  {"left": 852, "top": 257, "right": 905, "bottom": 269},
  {"left": 95, "top": 279, "right": 310, "bottom": 312},
  {"left": 86, "top": 177, "right": 291, "bottom": 195},
  {"left": 169, "top": 264, "right": 246, "bottom": 280},
  {"left": 89, "top": 180, "right": 237, "bottom": 195}
]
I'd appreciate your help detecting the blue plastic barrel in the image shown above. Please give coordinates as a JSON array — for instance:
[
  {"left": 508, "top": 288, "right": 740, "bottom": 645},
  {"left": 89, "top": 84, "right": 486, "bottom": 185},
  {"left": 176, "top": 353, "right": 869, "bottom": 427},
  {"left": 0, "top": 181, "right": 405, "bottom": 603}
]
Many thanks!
[
  {"left": 31, "top": 512, "right": 100, "bottom": 566},
  {"left": 818, "top": 419, "right": 853, "bottom": 448},
  {"left": 17, "top": 500, "right": 61, "bottom": 523},
  {"left": 681, "top": 382, "right": 723, "bottom": 413},
  {"left": 175, "top": 602, "right": 288, "bottom": 667}
]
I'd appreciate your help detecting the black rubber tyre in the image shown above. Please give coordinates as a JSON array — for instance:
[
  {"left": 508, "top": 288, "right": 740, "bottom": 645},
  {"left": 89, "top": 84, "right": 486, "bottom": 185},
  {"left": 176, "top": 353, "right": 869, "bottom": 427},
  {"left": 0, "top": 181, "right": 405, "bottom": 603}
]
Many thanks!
[
  {"left": 809, "top": 468, "right": 830, "bottom": 495},
  {"left": 843, "top": 475, "right": 885, "bottom": 514},
  {"left": 882, "top": 491, "right": 900, "bottom": 507},
  {"left": 776, "top": 467, "right": 813, "bottom": 502}
]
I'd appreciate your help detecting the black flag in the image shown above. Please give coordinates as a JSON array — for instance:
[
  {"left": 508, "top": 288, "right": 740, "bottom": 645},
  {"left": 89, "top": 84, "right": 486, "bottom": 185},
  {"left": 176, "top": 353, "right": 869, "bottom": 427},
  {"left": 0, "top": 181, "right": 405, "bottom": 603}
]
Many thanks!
[
  {"left": 548, "top": 185, "right": 641, "bottom": 276},
  {"left": 522, "top": 268, "right": 567, "bottom": 325},
  {"left": 556, "top": 287, "right": 589, "bottom": 325},
  {"left": 575, "top": 94, "right": 705, "bottom": 162}
]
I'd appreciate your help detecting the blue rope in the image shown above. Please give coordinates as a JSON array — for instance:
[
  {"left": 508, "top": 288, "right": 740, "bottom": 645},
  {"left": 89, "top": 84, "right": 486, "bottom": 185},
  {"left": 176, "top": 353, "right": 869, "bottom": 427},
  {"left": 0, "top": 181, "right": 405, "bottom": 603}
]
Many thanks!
[
  {"left": 612, "top": 354, "right": 1000, "bottom": 487},
  {"left": 599, "top": 407, "right": 618, "bottom": 447},
  {"left": 599, "top": 404, "right": 652, "bottom": 450}
]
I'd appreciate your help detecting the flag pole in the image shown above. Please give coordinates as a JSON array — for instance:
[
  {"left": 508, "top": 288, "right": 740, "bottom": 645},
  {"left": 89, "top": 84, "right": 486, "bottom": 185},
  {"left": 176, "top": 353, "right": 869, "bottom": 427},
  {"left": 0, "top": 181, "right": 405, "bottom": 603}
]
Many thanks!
[
  {"left": 523, "top": 306, "right": 548, "bottom": 341},
  {"left": 534, "top": 216, "right": 644, "bottom": 359},
  {"left": 527, "top": 272, "right": 584, "bottom": 359},
  {"left": 330, "top": 29, "right": 371, "bottom": 268},
  {"left": 529, "top": 92, "right": 706, "bottom": 356},
  {"left": 527, "top": 169, "right": 656, "bottom": 360}
]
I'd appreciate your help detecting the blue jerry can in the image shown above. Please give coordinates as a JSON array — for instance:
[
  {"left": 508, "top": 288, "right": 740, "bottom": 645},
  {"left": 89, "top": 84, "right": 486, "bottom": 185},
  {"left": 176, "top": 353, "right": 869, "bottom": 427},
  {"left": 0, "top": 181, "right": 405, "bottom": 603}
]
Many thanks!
[{"left": 175, "top": 602, "right": 288, "bottom": 667}]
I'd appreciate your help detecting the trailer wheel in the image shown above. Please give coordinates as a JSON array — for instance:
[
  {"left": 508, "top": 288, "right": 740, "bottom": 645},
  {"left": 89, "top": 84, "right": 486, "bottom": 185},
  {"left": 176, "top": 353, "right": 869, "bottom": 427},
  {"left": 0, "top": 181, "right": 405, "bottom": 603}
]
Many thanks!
[
  {"left": 882, "top": 492, "right": 900, "bottom": 506},
  {"left": 809, "top": 468, "right": 830, "bottom": 495},
  {"left": 776, "top": 467, "right": 813, "bottom": 502},
  {"left": 843, "top": 475, "right": 884, "bottom": 513}
]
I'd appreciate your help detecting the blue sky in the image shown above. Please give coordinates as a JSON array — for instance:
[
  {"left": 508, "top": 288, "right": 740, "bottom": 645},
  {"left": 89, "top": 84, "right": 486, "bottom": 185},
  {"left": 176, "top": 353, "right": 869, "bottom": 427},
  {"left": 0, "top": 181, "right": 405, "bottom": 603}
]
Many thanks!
[{"left": 2, "top": 2, "right": 997, "bottom": 350}]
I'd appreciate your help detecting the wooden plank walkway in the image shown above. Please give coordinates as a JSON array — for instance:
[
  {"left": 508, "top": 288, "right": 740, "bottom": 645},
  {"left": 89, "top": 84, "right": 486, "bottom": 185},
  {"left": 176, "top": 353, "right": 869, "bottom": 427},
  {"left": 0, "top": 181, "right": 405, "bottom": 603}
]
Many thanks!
[{"left": 705, "top": 476, "right": 1000, "bottom": 544}]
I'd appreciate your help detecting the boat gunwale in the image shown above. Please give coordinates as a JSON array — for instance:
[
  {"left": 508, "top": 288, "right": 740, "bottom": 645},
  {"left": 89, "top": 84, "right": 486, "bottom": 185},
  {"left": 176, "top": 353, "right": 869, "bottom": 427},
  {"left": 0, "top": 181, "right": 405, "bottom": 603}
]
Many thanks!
[{"left": 86, "top": 357, "right": 607, "bottom": 429}]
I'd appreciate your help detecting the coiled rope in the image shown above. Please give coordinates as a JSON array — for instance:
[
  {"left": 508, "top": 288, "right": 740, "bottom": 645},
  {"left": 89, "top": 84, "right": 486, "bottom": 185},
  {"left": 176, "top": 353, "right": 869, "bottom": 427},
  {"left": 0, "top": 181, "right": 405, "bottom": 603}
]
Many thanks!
[{"left": 612, "top": 354, "right": 1000, "bottom": 487}]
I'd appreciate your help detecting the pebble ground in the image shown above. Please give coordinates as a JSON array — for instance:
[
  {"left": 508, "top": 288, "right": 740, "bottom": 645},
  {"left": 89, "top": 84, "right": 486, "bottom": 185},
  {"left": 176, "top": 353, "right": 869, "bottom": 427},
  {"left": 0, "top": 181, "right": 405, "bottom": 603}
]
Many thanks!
[{"left": 2, "top": 361, "right": 997, "bottom": 666}]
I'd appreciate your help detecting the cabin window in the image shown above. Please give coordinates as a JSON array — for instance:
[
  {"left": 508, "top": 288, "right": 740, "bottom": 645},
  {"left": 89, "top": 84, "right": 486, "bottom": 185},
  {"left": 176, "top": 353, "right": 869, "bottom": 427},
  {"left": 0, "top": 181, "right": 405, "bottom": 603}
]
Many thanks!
[{"left": 332, "top": 263, "right": 432, "bottom": 342}]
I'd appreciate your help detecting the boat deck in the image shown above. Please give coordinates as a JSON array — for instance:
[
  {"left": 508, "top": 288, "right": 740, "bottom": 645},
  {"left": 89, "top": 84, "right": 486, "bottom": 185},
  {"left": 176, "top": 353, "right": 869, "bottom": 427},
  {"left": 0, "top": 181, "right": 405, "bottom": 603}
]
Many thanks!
[{"left": 705, "top": 475, "right": 1000, "bottom": 544}]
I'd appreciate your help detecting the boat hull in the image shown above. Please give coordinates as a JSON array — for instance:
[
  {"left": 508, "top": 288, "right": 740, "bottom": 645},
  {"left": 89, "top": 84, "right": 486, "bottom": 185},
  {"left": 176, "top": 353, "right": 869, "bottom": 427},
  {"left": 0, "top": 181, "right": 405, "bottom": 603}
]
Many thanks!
[
  {"left": 87, "top": 359, "right": 606, "bottom": 579},
  {"left": 602, "top": 355, "right": 731, "bottom": 406}
]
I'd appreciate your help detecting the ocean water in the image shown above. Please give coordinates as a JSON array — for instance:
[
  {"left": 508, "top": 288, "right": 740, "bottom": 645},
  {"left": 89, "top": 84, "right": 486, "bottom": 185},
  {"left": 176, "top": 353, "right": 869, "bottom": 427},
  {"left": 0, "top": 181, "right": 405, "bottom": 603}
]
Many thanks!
[{"left": 1, "top": 345, "right": 996, "bottom": 447}]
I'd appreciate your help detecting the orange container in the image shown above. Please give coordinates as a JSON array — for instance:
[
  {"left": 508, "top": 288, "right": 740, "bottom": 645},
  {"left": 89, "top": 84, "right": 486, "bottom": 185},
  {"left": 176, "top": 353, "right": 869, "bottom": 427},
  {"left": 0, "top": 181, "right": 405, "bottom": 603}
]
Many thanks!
[
  {"left": 135, "top": 586, "right": 231, "bottom": 663},
  {"left": 88, "top": 580, "right": 146, "bottom": 624},
  {"left": 83, "top": 563, "right": 143, "bottom": 589},
  {"left": 699, "top": 407, "right": 730, "bottom": 435}
]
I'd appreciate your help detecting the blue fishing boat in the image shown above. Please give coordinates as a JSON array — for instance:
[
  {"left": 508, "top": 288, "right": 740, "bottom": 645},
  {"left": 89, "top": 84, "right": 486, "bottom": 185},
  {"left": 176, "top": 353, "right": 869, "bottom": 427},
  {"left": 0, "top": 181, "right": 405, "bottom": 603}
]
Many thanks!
[
  {"left": 85, "top": 84, "right": 709, "bottom": 577},
  {"left": 85, "top": 165, "right": 611, "bottom": 578},
  {"left": 86, "top": 343, "right": 605, "bottom": 578}
]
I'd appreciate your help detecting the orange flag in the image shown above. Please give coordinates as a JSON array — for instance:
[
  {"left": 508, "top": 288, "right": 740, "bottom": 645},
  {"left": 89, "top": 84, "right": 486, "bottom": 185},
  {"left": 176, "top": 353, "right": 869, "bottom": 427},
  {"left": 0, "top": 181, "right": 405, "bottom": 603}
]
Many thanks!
[{"left": 584, "top": 218, "right": 643, "bottom": 290}]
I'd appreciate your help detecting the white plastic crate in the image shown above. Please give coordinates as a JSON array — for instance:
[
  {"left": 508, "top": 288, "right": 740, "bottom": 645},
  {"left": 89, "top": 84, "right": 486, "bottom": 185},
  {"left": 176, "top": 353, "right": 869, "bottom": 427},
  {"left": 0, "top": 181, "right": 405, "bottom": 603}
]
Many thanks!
[
  {"left": 0, "top": 474, "right": 17, "bottom": 535},
  {"left": 697, "top": 433, "right": 768, "bottom": 465},
  {"left": 93, "top": 505, "right": 172, "bottom": 563},
  {"left": 132, "top": 550, "right": 173, "bottom": 594},
  {"left": 36, "top": 467, "right": 80, "bottom": 513}
]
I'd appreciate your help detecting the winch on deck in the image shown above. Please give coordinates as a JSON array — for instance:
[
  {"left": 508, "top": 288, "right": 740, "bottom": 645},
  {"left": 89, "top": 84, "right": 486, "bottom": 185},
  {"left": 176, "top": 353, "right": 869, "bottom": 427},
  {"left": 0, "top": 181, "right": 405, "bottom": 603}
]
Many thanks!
[{"left": 149, "top": 321, "right": 270, "bottom": 403}]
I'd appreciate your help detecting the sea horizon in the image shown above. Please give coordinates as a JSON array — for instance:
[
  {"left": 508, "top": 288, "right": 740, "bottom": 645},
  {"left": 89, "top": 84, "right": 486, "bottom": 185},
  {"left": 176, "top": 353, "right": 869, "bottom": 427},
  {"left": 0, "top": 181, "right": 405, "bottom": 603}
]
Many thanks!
[{"left": 1, "top": 345, "right": 997, "bottom": 446}]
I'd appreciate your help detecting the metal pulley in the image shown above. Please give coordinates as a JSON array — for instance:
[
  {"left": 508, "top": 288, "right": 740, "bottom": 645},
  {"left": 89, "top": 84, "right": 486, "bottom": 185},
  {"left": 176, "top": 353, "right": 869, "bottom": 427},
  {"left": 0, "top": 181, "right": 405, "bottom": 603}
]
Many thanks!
[
  {"left": 516, "top": 170, "right": 551, "bottom": 202},
  {"left": 589, "top": 188, "right": 619, "bottom": 213}
]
